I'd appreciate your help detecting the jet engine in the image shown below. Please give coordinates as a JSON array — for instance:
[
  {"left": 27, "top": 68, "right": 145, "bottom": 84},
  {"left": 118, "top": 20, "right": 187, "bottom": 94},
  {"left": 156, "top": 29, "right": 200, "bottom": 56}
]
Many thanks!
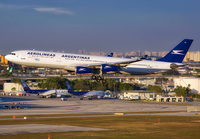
[
  {"left": 76, "top": 67, "right": 92, "bottom": 74},
  {"left": 170, "top": 63, "right": 179, "bottom": 69},
  {"left": 101, "top": 64, "right": 118, "bottom": 72}
]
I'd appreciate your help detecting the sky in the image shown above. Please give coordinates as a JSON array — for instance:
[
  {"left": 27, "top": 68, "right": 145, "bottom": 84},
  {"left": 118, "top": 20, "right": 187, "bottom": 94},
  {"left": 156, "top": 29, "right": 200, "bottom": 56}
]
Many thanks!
[{"left": 0, "top": 0, "right": 200, "bottom": 55}]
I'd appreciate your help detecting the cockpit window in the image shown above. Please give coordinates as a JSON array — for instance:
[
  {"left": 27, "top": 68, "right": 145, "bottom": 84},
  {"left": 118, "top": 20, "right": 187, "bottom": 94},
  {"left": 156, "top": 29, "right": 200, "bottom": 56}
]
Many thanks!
[{"left": 10, "top": 53, "right": 16, "bottom": 55}]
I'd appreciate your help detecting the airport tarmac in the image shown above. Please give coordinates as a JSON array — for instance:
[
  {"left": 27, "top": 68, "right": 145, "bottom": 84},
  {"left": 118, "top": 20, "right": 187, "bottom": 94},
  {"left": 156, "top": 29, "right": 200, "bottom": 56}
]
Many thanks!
[
  {"left": 0, "top": 124, "right": 109, "bottom": 135},
  {"left": 1, "top": 95, "right": 200, "bottom": 136},
  {"left": 0, "top": 95, "right": 198, "bottom": 116}
]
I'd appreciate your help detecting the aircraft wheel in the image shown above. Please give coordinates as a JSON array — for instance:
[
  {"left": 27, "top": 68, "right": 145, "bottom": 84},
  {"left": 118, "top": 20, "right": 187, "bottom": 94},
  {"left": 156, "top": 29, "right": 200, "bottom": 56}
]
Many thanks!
[
  {"left": 96, "top": 76, "right": 102, "bottom": 82},
  {"left": 91, "top": 75, "right": 96, "bottom": 80}
]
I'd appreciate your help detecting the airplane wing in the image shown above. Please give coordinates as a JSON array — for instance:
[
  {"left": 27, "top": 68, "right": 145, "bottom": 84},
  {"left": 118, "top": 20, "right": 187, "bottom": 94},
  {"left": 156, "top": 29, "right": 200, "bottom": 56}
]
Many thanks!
[{"left": 70, "top": 59, "right": 140, "bottom": 69}]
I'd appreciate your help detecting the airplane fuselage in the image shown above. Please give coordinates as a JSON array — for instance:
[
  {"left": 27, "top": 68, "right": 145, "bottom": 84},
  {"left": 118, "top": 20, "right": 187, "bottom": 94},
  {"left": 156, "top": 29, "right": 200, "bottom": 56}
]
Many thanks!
[
  {"left": 120, "top": 60, "right": 184, "bottom": 74},
  {"left": 5, "top": 50, "right": 179, "bottom": 75},
  {"left": 5, "top": 50, "right": 136, "bottom": 71}
]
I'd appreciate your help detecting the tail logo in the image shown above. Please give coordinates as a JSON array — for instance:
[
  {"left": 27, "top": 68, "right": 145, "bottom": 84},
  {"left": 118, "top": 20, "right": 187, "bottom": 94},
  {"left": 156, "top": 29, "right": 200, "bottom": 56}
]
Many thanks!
[
  {"left": 22, "top": 82, "right": 29, "bottom": 88},
  {"left": 34, "top": 58, "right": 40, "bottom": 61},
  {"left": 68, "top": 89, "right": 73, "bottom": 92},
  {"left": 171, "top": 50, "right": 184, "bottom": 55}
]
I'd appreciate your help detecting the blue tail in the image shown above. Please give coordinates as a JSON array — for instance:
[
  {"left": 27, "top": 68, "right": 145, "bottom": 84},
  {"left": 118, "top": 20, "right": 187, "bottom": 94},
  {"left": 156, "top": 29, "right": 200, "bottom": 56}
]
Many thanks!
[
  {"left": 66, "top": 81, "right": 74, "bottom": 93},
  {"left": 21, "top": 80, "right": 31, "bottom": 92},
  {"left": 107, "top": 52, "right": 113, "bottom": 57},
  {"left": 156, "top": 39, "right": 193, "bottom": 63}
]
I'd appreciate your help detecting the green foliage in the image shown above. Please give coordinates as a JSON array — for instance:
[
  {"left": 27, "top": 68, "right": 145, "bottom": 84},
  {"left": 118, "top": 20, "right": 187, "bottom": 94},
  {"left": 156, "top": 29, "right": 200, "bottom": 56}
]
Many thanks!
[
  {"left": 33, "top": 77, "right": 141, "bottom": 92},
  {"left": 147, "top": 85, "right": 162, "bottom": 93},
  {"left": 196, "top": 75, "right": 200, "bottom": 78},
  {"left": 69, "top": 79, "right": 140, "bottom": 91},
  {"left": 119, "top": 83, "right": 133, "bottom": 91},
  {"left": 196, "top": 69, "right": 200, "bottom": 73},
  {"left": 118, "top": 83, "right": 140, "bottom": 91},
  {"left": 3, "top": 73, "right": 13, "bottom": 78},
  {"left": 60, "top": 72, "right": 63, "bottom": 77},
  {"left": 38, "top": 77, "right": 67, "bottom": 89},
  {"left": 174, "top": 85, "right": 191, "bottom": 97},
  {"left": 37, "top": 80, "right": 46, "bottom": 89},
  {"left": 11, "top": 78, "right": 21, "bottom": 83},
  {"left": 71, "top": 79, "right": 92, "bottom": 91},
  {"left": 90, "top": 81, "right": 106, "bottom": 90},
  {"left": 11, "top": 87, "right": 16, "bottom": 91},
  {"left": 0, "top": 70, "right": 13, "bottom": 77},
  {"left": 189, "top": 93, "right": 200, "bottom": 98},
  {"left": 104, "top": 79, "right": 117, "bottom": 91},
  {"left": 0, "top": 66, "right": 13, "bottom": 77}
]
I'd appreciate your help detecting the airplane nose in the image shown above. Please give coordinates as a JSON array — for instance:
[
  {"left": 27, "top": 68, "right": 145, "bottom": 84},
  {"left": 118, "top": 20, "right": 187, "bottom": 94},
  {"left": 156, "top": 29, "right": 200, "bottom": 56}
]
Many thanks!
[
  {"left": 5, "top": 55, "right": 12, "bottom": 62},
  {"left": 5, "top": 55, "right": 8, "bottom": 60}
]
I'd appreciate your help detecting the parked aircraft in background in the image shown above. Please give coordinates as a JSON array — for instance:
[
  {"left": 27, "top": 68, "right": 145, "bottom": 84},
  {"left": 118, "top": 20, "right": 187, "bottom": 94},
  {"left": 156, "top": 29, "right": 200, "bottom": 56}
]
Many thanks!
[
  {"left": 5, "top": 39, "right": 192, "bottom": 81},
  {"left": 120, "top": 39, "right": 193, "bottom": 74},
  {"left": 21, "top": 80, "right": 48, "bottom": 94},
  {"left": 21, "top": 80, "right": 69, "bottom": 97},
  {"left": 66, "top": 81, "right": 104, "bottom": 99}
]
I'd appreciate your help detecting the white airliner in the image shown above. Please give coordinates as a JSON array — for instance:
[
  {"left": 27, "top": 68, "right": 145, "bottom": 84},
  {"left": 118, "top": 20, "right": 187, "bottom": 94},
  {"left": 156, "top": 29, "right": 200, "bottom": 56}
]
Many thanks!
[
  {"left": 5, "top": 39, "right": 193, "bottom": 80},
  {"left": 5, "top": 50, "right": 138, "bottom": 82},
  {"left": 21, "top": 80, "right": 70, "bottom": 97},
  {"left": 66, "top": 81, "right": 104, "bottom": 99}
]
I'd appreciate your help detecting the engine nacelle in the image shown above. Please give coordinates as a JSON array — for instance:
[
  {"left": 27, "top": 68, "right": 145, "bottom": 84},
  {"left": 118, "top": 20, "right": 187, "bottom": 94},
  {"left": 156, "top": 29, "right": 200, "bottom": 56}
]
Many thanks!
[
  {"left": 170, "top": 63, "right": 179, "bottom": 69},
  {"left": 101, "top": 64, "right": 118, "bottom": 72},
  {"left": 76, "top": 67, "right": 92, "bottom": 74}
]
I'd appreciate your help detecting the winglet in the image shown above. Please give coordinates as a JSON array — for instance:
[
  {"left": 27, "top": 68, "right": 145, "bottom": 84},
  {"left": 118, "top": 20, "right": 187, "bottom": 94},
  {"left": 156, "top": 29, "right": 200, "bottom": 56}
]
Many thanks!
[{"left": 156, "top": 39, "right": 193, "bottom": 63}]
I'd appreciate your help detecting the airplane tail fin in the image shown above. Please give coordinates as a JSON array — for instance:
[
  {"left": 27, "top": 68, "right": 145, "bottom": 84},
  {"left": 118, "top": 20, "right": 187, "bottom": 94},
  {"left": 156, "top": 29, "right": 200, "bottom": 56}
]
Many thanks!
[
  {"left": 156, "top": 39, "right": 193, "bottom": 63},
  {"left": 107, "top": 52, "right": 113, "bottom": 57},
  {"left": 66, "top": 81, "right": 74, "bottom": 93},
  {"left": 21, "top": 80, "right": 31, "bottom": 92}
]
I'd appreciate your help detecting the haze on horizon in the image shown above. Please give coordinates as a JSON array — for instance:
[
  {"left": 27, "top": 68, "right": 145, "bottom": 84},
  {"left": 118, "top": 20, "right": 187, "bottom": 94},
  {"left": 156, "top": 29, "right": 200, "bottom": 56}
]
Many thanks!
[{"left": 0, "top": 0, "right": 200, "bottom": 55}]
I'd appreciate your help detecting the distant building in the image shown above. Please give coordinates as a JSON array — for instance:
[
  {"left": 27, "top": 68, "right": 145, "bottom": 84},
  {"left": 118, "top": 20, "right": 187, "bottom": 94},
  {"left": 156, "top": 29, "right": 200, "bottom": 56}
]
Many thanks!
[
  {"left": 156, "top": 95, "right": 185, "bottom": 102},
  {"left": 184, "top": 51, "right": 200, "bottom": 62},
  {"left": 144, "top": 51, "right": 151, "bottom": 56},
  {"left": 174, "top": 77, "right": 200, "bottom": 94},
  {"left": 151, "top": 52, "right": 158, "bottom": 57},
  {"left": 4, "top": 83, "right": 23, "bottom": 92},
  {"left": 135, "top": 78, "right": 155, "bottom": 86},
  {"left": 123, "top": 90, "right": 156, "bottom": 100},
  {"left": 78, "top": 50, "right": 83, "bottom": 54},
  {"left": 158, "top": 51, "right": 168, "bottom": 57}
]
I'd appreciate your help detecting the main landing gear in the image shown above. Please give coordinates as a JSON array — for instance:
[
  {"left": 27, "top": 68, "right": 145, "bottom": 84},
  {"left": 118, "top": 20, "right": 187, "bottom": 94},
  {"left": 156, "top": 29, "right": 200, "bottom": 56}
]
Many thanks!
[{"left": 91, "top": 74, "right": 106, "bottom": 83}]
